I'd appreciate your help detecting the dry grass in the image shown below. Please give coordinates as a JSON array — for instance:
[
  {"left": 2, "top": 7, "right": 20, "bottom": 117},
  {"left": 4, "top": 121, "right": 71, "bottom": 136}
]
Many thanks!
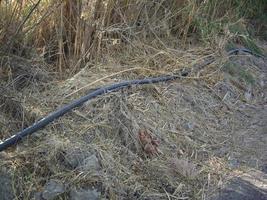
[
  {"left": 1, "top": 45, "right": 266, "bottom": 199},
  {"left": 0, "top": 0, "right": 265, "bottom": 74},
  {"left": 0, "top": 0, "right": 266, "bottom": 199}
]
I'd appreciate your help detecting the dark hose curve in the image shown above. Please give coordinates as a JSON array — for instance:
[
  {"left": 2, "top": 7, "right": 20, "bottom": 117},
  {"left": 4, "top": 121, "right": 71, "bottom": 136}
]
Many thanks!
[
  {"left": 227, "top": 48, "right": 264, "bottom": 59},
  {"left": 0, "top": 48, "right": 264, "bottom": 151},
  {"left": 0, "top": 76, "right": 178, "bottom": 151}
]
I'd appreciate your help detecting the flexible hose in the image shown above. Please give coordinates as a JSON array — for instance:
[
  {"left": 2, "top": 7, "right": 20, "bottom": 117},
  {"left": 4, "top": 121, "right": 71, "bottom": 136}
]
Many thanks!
[
  {"left": 0, "top": 48, "right": 264, "bottom": 151},
  {"left": 227, "top": 48, "right": 264, "bottom": 59}
]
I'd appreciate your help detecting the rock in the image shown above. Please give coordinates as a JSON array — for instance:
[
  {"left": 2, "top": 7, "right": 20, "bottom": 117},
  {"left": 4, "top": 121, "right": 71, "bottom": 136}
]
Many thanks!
[
  {"left": 0, "top": 169, "right": 15, "bottom": 200},
  {"left": 33, "top": 192, "right": 43, "bottom": 200},
  {"left": 211, "top": 170, "right": 267, "bottom": 200},
  {"left": 70, "top": 188, "right": 100, "bottom": 200},
  {"left": 63, "top": 148, "right": 95, "bottom": 170},
  {"left": 170, "top": 158, "right": 199, "bottom": 179},
  {"left": 79, "top": 154, "right": 100, "bottom": 172},
  {"left": 42, "top": 179, "right": 65, "bottom": 200},
  {"left": 63, "top": 148, "right": 100, "bottom": 172}
]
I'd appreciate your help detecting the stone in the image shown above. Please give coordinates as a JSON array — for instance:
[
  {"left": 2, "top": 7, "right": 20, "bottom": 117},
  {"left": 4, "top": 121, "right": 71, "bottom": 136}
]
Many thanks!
[
  {"left": 79, "top": 154, "right": 100, "bottom": 172},
  {"left": 42, "top": 179, "right": 65, "bottom": 200},
  {"left": 0, "top": 169, "right": 15, "bottom": 200},
  {"left": 33, "top": 192, "right": 43, "bottom": 200},
  {"left": 211, "top": 169, "right": 267, "bottom": 200},
  {"left": 64, "top": 149, "right": 92, "bottom": 169},
  {"left": 171, "top": 158, "right": 199, "bottom": 179},
  {"left": 70, "top": 188, "right": 100, "bottom": 200}
]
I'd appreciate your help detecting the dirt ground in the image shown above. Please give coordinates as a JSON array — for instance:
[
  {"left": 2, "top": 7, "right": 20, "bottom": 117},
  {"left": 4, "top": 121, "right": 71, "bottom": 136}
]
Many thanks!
[{"left": 0, "top": 45, "right": 266, "bottom": 199}]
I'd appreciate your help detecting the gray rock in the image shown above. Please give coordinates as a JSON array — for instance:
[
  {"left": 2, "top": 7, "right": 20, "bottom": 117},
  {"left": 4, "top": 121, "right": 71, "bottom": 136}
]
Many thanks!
[
  {"left": 33, "top": 192, "right": 43, "bottom": 200},
  {"left": 70, "top": 188, "right": 100, "bottom": 200},
  {"left": 63, "top": 148, "right": 100, "bottom": 172},
  {"left": 0, "top": 169, "right": 15, "bottom": 200},
  {"left": 64, "top": 148, "right": 93, "bottom": 169},
  {"left": 79, "top": 154, "right": 100, "bottom": 172},
  {"left": 42, "top": 179, "right": 65, "bottom": 200},
  {"left": 212, "top": 170, "right": 267, "bottom": 200}
]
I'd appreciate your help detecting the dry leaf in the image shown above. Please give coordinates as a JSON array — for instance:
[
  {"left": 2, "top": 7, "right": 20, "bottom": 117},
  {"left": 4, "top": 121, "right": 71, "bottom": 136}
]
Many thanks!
[{"left": 138, "top": 129, "right": 160, "bottom": 156}]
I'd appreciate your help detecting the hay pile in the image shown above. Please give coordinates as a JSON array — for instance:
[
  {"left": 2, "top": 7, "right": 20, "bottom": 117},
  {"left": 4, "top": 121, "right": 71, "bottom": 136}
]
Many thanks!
[
  {"left": 0, "top": 43, "right": 266, "bottom": 199},
  {"left": 0, "top": 1, "right": 266, "bottom": 199}
]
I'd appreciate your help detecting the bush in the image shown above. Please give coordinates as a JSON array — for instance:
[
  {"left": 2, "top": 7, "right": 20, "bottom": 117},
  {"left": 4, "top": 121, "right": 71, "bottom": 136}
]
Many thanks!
[{"left": 0, "top": 0, "right": 266, "bottom": 71}]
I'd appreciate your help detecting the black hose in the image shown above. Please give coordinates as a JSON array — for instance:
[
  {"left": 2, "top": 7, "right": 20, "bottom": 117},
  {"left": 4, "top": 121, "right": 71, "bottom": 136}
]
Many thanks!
[
  {"left": 0, "top": 76, "right": 178, "bottom": 151},
  {"left": 227, "top": 48, "right": 265, "bottom": 59},
  {"left": 0, "top": 48, "right": 264, "bottom": 152}
]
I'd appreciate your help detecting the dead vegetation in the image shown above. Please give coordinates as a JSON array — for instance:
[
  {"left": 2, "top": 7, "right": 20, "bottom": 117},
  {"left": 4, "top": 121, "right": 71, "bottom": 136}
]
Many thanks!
[
  {"left": 0, "top": 0, "right": 266, "bottom": 72},
  {"left": 0, "top": 0, "right": 266, "bottom": 200},
  {"left": 1, "top": 50, "right": 266, "bottom": 199}
]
